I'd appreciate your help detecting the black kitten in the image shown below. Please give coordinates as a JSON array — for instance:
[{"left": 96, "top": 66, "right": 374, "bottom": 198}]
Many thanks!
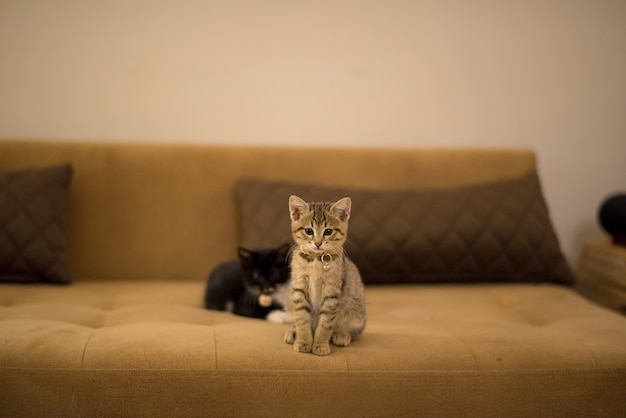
[{"left": 204, "top": 243, "right": 291, "bottom": 321}]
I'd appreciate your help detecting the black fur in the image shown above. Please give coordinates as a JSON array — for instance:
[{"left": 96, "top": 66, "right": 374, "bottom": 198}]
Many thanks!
[{"left": 204, "top": 244, "right": 291, "bottom": 319}]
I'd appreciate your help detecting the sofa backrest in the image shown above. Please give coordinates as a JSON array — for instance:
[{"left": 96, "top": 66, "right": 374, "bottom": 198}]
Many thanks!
[{"left": 0, "top": 140, "right": 537, "bottom": 281}]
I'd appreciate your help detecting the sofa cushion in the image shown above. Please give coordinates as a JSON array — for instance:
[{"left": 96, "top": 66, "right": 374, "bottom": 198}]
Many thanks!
[
  {"left": 0, "top": 163, "right": 73, "bottom": 284},
  {"left": 2, "top": 281, "right": 625, "bottom": 417},
  {"left": 236, "top": 173, "right": 574, "bottom": 285}
]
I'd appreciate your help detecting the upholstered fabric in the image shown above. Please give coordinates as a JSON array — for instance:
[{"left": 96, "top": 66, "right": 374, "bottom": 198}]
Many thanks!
[
  {"left": 0, "top": 142, "right": 538, "bottom": 281},
  {"left": 0, "top": 163, "right": 73, "bottom": 284},
  {"left": 237, "top": 174, "right": 574, "bottom": 285},
  {"left": 1, "top": 281, "right": 625, "bottom": 417},
  {"left": 1, "top": 140, "right": 625, "bottom": 418}
]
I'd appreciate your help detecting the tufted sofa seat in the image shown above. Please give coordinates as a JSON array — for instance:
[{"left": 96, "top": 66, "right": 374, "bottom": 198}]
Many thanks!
[
  {"left": 1, "top": 140, "right": 625, "bottom": 417},
  {"left": 2, "top": 281, "right": 625, "bottom": 416}
]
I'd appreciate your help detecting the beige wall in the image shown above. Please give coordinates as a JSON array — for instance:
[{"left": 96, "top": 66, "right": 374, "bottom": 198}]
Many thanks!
[{"left": 1, "top": 0, "right": 625, "bottom": 266}]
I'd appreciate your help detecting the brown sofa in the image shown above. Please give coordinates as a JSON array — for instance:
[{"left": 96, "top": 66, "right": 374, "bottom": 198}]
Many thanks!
[{"left": 1, "top": 139, "right": 625, "bottom": 417}]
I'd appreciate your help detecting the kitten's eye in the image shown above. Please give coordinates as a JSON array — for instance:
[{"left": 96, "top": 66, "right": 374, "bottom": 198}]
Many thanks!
[
  {"left": 323, "top": 228, "right": 333, "bottom": 236},
  {"left": 304, "top": 228, "right": 314, "bottom": 236}
]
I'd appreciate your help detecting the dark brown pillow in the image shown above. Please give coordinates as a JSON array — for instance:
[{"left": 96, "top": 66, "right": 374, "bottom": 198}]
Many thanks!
[
  {"left": 0, "top": 163, "right": 73, "bottom": 284},
  {"left": 236, "top": 173, "right": 575, "bottom": 285}
]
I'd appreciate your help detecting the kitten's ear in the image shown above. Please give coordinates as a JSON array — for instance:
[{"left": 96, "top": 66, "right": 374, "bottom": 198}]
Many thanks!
[
  {"left": 331, "top": 197, "right": 351, "bottom": 222},
  {"left": 289, "top": 195, "right": 308, "bottom": 222},
  {"left": 238, "top": 247, "right": 254, "bottom": 269}
]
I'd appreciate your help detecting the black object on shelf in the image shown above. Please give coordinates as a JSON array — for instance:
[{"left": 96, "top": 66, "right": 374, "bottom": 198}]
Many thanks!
[{"left": 599, "top": 193, "right": 626, "bottom": 246}]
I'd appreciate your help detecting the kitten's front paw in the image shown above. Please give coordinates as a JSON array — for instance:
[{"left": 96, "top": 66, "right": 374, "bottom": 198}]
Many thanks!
[
  {"left": 284, "top": 330, "right": 296, "bottom": 345},
  {"left": 293, "top": 339, "right": 312, "bottom": 353},
  {"left": 332, "top": 332, "right": 352, "bottom": 347},
  {"left": 283, "top": 331, "right": 296, "bottom": 344},
  {"left": 312, "top": 343, "right": 331, "bottom": 356}
]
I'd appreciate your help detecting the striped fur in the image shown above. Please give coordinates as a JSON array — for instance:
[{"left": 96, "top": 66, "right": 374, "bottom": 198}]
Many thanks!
[{"left": 284, "top": 195, "right": 366, "bottom": 356}]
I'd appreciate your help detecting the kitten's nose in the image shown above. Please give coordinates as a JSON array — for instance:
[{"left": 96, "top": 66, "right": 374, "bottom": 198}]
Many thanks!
[{"left": 315, "top": 242, "right": 323, "bottom": 248}]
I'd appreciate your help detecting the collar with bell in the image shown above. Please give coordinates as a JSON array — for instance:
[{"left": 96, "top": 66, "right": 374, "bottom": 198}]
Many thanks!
[{"left": 299, "top": 251, "right": 341, "bottom": 271}]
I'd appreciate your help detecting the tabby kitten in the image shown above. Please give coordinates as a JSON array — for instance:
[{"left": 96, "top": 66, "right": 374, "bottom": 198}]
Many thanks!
[{"left": 284, "top": 195, "right": 366, "bottom": 356}]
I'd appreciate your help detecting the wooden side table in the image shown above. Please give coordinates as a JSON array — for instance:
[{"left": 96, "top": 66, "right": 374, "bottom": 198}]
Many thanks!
[{"left": 575, "top": 239, "right": 626, "bottom": 314}]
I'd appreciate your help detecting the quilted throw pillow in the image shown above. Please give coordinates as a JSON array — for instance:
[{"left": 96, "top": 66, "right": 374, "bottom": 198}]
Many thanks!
[
  {"left": 0, "top": 163, "right": 73, "bottom": 284},
  {"left": 236, "top": 173, "right": 575, "bottom": 285}
]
